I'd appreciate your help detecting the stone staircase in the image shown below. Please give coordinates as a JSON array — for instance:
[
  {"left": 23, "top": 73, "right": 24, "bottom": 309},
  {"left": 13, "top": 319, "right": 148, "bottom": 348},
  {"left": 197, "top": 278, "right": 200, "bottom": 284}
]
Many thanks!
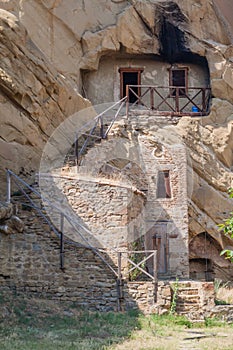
[
  {"left": 174, "top": 281, "right": 215, "bottom": 320},
  {"left": 176, "top": 285, "right": 200, "bottom": 314},
  {"left": 64, "top": 110, "right": 181, "bottom": 171}
]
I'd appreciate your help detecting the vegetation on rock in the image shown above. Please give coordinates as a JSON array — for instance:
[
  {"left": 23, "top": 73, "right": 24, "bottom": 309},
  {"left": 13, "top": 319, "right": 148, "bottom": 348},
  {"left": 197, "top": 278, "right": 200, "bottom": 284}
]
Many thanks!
[{"left": 218, "top": 188, "right": 233, "bottom": 262}]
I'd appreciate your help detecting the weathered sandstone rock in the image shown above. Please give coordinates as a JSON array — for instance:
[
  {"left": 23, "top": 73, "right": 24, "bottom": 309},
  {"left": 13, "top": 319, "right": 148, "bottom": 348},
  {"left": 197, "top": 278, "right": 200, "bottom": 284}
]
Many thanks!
[
  {"left": 0, "top": 9, "right": 90, "bottom": 197},
  {"left": 0, "top": 201, "right": 24, "bottom": 234}
]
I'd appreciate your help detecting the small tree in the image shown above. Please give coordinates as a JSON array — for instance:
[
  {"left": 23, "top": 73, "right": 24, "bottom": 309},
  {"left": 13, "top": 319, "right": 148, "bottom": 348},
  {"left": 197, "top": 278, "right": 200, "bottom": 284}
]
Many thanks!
[{"left": 218, "top": 188, "right": 233, "bottom": 262}]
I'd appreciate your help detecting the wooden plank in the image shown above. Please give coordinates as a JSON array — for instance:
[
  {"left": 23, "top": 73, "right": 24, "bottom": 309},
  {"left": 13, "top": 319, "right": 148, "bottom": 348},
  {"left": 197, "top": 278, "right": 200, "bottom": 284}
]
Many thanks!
[
  {"left": 150, "top": 87, "right": 154, "bottom": 110},
  {"left": 127, "top": 259, "right": 154, "bottom": 280},
  {"left": 117, "top": 252, "right": 122, "bottom": 280},
  {"left": 153, "top": 251, "right": 158, "bottom": 302},
  {"left": 126, "top": 252, "right": 155, "bottom": 280}
]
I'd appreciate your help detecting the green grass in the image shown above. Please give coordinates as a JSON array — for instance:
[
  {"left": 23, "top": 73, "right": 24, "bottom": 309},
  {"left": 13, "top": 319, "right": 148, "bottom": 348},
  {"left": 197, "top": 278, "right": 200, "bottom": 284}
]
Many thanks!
[
  {"left": 0, "top": 292, "right": 232, "bottom": 350},
  {"left": 148, "top": 313, "right": 193, "bottom": 328},
  {"left": 204, "top": 316, "right": 228, "bottom": 328},
  {"left": 0, "top": 293, "right": 141, "bottom": 350}
]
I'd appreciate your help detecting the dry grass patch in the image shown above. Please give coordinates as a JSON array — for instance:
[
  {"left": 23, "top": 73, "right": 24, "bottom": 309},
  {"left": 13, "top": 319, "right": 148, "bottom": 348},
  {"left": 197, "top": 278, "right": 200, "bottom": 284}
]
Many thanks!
[
  {"left": 216, "top": 286, "right": 233, "bottom": 305},
  {"left": 110, "top": 325, "right": 233, "bottom": 350}
]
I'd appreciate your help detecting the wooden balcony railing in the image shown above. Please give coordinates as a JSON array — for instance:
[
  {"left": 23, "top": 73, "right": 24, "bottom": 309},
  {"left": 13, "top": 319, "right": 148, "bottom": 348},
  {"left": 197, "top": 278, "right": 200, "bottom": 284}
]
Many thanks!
[{"left": 126, "top": 85, "right": 211, "bottom": 117}]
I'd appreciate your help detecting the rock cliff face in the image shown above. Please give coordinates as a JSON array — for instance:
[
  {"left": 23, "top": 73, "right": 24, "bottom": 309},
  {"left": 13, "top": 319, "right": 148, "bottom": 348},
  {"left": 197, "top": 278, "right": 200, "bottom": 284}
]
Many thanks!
[
  {"left": 0, "top": 0, "right": 233, "bottom": 278},
  {"left": 0, "top": 8, "right": 90, "bottom": 198}
]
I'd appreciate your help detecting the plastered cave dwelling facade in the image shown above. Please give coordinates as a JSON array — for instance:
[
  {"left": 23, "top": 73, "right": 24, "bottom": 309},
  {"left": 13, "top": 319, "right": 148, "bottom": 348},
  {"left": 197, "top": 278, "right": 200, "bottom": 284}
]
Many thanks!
[{"left": 0, "top": 0, "right": 233, "bottom": 317}]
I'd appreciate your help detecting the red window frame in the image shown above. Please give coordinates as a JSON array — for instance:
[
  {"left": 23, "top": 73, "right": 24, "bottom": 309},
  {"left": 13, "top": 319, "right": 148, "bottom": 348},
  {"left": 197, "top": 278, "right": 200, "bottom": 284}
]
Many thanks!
[{"left": 119, "top": 67, "right": 144, "bottom": 100}]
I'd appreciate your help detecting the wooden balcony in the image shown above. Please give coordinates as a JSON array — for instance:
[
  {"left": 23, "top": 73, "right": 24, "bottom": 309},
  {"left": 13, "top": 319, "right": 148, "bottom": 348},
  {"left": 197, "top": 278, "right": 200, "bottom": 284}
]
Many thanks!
[{"left": 126, "top": 85, "right": 211, "bottom": 117}]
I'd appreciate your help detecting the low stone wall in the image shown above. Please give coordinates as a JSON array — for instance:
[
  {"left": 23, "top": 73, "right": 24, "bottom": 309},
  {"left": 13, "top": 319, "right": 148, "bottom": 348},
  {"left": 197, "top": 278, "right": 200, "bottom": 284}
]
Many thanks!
[
  {"left": 208, "top": 305, "right": 233, "bottom": 322},
  {"left": 124, "top": 281, "right": 156, "bottom": 313},
  {"left": 124, "top": 281, "right": 172, "bottom": 314},
  {"left": 0, "top": 209, "right": 121, "bottom": 311},
  {"left": 123, "top": 280, "right": 215, "bottom": 319}
]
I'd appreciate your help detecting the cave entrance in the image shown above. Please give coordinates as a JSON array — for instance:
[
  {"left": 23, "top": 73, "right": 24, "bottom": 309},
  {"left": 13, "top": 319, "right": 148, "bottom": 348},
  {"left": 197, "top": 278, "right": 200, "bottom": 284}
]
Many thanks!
[
  {"left": 119, "top": 68, "right": 143, "bottom": 103},
  {"left": 189, "top": 258, "right": 214, "bottom": 281}
]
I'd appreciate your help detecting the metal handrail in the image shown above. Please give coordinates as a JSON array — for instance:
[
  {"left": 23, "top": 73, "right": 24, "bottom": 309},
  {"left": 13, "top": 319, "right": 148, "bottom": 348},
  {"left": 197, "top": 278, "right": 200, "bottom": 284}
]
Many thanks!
[
  {"left": 6, "top": 170, "right": 159, "bottom": 310},
  {"left": 6, "top": 169, "right": 118, "bottom": 277},
  {"left": 75, "top": 97, "right": 127, "bottom": 166}
]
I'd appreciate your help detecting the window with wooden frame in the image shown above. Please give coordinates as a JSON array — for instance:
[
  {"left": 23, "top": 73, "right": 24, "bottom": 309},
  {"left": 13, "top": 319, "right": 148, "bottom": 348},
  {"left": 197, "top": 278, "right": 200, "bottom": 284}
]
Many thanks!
[
  {"left": 156, "top": 170, "right": 171, "bottom": 199},
  {"left": 119, "top": 68, "right": 144, "bottom": 103},
  {"left": 169, "top": 67, "right": 188, "bottom": 97}
]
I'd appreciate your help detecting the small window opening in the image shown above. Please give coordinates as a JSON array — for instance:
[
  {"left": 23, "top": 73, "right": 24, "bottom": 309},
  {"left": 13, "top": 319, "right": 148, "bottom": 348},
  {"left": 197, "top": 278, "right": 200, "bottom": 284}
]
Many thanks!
[
  {"left": 169, "top": 68, "right": 188, "bottom": 97},
  {"left": 157, "top": 170, "right": 171, "bottom": 198},
  {"left": 119, "top": 68, "right": 143, "bottom": 103}
]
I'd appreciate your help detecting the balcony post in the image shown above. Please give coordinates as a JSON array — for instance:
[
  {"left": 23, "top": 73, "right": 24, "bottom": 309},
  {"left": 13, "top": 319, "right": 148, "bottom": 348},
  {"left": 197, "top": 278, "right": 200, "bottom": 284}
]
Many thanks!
[
  {"left": 126, "top": 85, "right": 129, "bottom": 118},
  {"left": 150, "top": 87, "right": 154, "bottom": 110},
  {"left": 175, "top": 87, "right": 179, "bottom": 113},
  {"left": 202, "top": 88, "right": 206, "bottom": 113}
]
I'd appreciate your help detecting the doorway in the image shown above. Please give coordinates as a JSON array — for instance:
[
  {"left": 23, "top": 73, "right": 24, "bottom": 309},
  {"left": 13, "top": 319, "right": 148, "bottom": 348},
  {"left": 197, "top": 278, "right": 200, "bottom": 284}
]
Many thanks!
[
  {"left": 169, "top": 67, "right": 188, "bottom": 96},
  {"left": 119, "top": 68, "right": 143, "bottom": 103},
  {"left": 145, "top": 221, "right": 169, "bottom": 276},
  {"left": 189, "top": 258, "right": 214, "bottom": 281},
  {"left": 152, "top": 222, "right": 169, "bottom": 274}
]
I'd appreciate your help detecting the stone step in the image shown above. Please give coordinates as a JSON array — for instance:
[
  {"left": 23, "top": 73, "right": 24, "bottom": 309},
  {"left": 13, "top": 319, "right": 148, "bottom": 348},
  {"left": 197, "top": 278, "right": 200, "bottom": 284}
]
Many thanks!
[
  {"left": 177, "top": 287, "right": 199, "bottom": 291},
  {"left": 176, "top": 305, "right": 201, "bottom": 312},
  {"left": 177, "top": 303, "right": 201, "bottom": 308},
  {"left": 176, "top": 297, "right": 201, "bottom": 305},
  {"left": 177, "top": 292, "right": 199, "bottom": 298},
  {"left": 177, "top": 299, "right": 201, "bottom": 305},
  {"left": 176, "top": 307, "right": 200, "bottom": 313},
  {"left": 177, "top": 293, "right": 200, "bottom": 299},
  {"left": 176, "top": 302, "right": 200, "bottom": 309}
]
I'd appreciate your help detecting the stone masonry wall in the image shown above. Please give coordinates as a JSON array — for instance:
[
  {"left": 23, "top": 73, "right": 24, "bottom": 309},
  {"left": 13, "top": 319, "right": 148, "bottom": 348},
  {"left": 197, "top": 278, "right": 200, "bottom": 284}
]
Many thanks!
[
  {"left": 124, "top": 280, "right": 215, "bottom": 318},
  {"left": 0, "top": 205, "right": 215, "bottom": 318},
  {"left": 138, "top": 134, "right": 189, "bottom": 278},
  {"left": 0, "top": 205, "right": 174, "bottom": 313},
  {"left": 0, "top": 208, "right": 120, "bottom": 311},
  {"left": 57, "top": 125, "right": 189, "bottom": 278}
]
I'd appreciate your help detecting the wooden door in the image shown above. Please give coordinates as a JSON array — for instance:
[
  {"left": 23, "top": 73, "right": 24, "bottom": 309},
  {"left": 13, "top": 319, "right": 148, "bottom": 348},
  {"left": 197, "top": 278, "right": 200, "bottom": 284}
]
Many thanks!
[
  {"left": 152, "top": 222, "right": 169, "bottom": 274},
  {"left": 119, "top": 68, "right": 143, "bottom": 103}
]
